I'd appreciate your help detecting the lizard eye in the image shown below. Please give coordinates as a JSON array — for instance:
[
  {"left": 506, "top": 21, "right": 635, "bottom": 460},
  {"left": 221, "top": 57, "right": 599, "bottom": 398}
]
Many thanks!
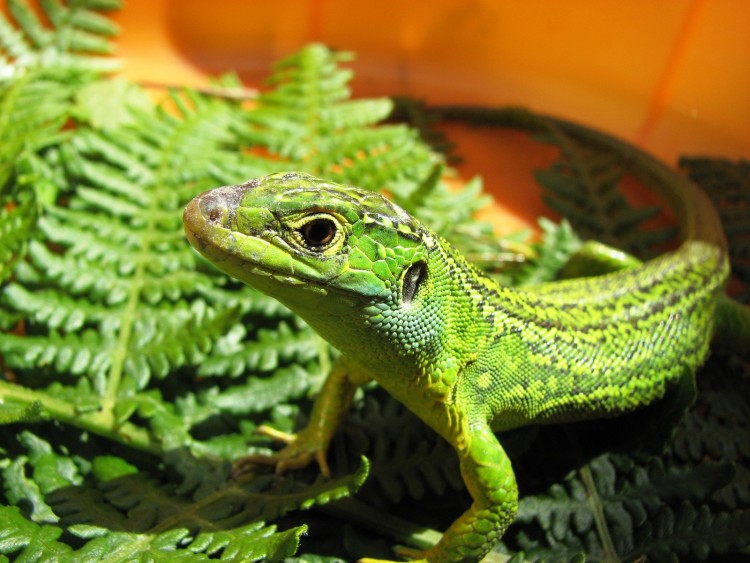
[
  {"left": 290, "top": 213, "right": 344, "bottom": 253},
  {"left": 299, "top": 217, "right": 336, "bottom": 247}
]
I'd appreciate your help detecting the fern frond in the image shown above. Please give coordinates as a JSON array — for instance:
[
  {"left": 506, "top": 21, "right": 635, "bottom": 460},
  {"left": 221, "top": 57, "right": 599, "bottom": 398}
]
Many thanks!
[
  {"left": 628, "top": 503, "right": 750, "bottom": 562},
  {"left": 4, "top": 458, "right": 60, "bottom": 523},
  {"left": 668, "top": 357, "right": 750, "bottom": 510},
  {"left": 400, "top": 174, "right": 493, "bottom": 244},
  {"left": 511, "top": 452, "right": 749, "bottom": 561},
  {"left": 1, "top": 86, "right": 255, "bottom": 398},
  {"left": 3, "top": 284, "right": 109, "bottom": 332},
  {"left": 0, "top": 74, "right": 72, "bottom": 184},
  {"left": 48, "top": 460, "right": 369, "bottom": 559},
  {"left": 0, "top": 76, "right": 70, "bottom": 277},
  {"left": 533, "top": 127, "right": 674, "bottom": 258},
  {"left": 0, "top": 325, "right": 112, "bottom": 373},
  {"left": 247, "top": 44, "right": 438, "bottom": 189},
  {"left": 1, "top": 430, "right": 369, "bottom": 560},
  {"left": 511, "top": 219, "right": 582, "bottom": 286},
  {"left": 0, "top": 191, "right": 37, "bottom": 283},
  {"left": 198, "top": 322, "right": 321, "bottom": 378},
  {"left": 0, "top": 397, "right": 46, "bottom": 424},
  {"left": 68, "top": 522, "right": 305, "bottom": 562},
  {"left": 202, "top": 364, "right": 320, "bottom": 416},
  {"left": 0, "top": 1, "right": 122, "bottom": 283},
  {"left": 0, "top": 0, "right": 121, "bottom": 76},
  {"left": 0, "top": 503, "right": 306, "bottom": 562},
  {"left": 679, "top": 157, "right": 750, "bottom": 299},
  {"left": 394, "top": 103, "right": 683, "bottom": 260},
  {"left": 0, "top": 505, "right": 73, "bottom": 560},
  {"left": 329, "top": 394, "right": 464, "bottom": 505}
]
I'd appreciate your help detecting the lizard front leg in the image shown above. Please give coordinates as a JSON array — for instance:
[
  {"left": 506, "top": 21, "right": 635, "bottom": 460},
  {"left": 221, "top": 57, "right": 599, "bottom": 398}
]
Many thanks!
[
  {"left": 427, "top": 423, "right": 517, "bottom": 562},
  {"left": 363, "top": 422, "right": 518, "bottom": 563},
  {"left": 234, "top": 355, "right": 371, "bottom": 478}
]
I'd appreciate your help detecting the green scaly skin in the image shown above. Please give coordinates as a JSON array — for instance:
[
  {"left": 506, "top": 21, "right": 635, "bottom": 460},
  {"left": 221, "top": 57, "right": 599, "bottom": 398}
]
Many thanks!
[{"left": 184, "top": 120, "right": 742, "bottom": 562}]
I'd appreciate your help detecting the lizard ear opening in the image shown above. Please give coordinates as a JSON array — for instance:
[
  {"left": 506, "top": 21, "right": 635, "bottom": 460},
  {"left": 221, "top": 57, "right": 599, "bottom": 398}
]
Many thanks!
[{"left": 402, "top": 261, "right": 427, "bottom": 305}]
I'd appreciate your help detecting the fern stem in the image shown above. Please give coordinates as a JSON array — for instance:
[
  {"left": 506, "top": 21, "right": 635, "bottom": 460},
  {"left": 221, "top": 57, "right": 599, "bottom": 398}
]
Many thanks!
[
  {"left": 138, "top": 80, "right": 259, "bottom": 100},
  {"left": 101, "top": 250, "right": 145, "bottom": 414},
  {"left": 579, "top": 463, "right": 619, "bottom": 562},
  {"left": 0, "top": 380, "right": 159, "bottom": 454}
]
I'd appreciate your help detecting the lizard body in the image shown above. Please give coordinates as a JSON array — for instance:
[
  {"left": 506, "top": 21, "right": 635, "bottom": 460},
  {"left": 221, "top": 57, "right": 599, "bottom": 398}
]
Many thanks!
[{"left": 184, "top": 118, "right": 740, "bottom": 562}]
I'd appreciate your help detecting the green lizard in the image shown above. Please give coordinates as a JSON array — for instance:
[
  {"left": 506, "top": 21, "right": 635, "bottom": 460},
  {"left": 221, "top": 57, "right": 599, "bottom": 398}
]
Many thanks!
[{"left": 183, "top": 116, "right": 747, "bottom": 562}]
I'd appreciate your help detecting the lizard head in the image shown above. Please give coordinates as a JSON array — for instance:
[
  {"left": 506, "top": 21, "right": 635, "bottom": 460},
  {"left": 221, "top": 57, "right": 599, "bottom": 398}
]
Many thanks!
[{"left": 183, "top": 172, "right": 435, "bottom": 317}]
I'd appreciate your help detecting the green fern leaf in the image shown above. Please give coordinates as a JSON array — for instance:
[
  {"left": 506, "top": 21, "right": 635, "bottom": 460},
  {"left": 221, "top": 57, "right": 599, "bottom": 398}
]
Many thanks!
[
  {"left": 247, "top": 44, "right": 438, "bottom": 189},
  {"left": 0, "top": 503, "right": 305, "bottom": 562},
  {"left": 49, "top": 460, "right": 368, "bottom": 558},
  {"left": 1, "top": 430, "right": 368, "bottom": 561},
  {"left": 198, "top": 322, "right": 321, "bottom": 378},
  {"left": 0, "top": 0, "right": 121, "bottom": 76},
  {"left": 0, "top": 86, "right": 257, "bottom": 407},
  {"left": 3, "top": 457, "right": 60, "bottom": 523},
  {"left": 0, "top": 505, "right": 73, "bottom": 560},
  {"left": 512, "top": 219, "right": 582, "bottom": 286},
  {"left": 76, "top": 522, "right": 306, "bottom": 562},
  {"left": 629, "top": 503, "right": 750, "bottom": 562},
  {"left": 0, "top": 191, "right": 37, "bottom": 283},
  {"left": 73, "top": 77, "right": 154, "bottom": 130},
  {"left": 203, "top": 364, "right": 319, "bottom": 415},
  {"left": 0, "top": 398, "right": 46, "bottom": 424},
  {"left": 0, "top": 1, "right": 123, "bottom": 285}
]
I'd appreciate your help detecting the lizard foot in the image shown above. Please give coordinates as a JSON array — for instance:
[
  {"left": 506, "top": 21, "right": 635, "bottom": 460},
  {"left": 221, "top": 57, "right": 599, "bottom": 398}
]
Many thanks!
[{"left": 232, "top": 424, "right": 331, "bottom": 481}]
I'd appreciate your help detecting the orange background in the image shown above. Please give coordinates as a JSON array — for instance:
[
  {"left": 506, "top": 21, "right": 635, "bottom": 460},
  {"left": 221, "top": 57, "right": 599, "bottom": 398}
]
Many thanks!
[
  {"left": 112, "top": 0, "right": 750, "bottom": 232},
  {"left": 115, "top": 0, "right": 749, "bottom": 157}
]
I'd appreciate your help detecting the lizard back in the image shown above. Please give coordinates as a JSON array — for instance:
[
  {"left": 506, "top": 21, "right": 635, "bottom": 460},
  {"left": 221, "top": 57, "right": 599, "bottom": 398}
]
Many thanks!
[{"left": 436, "top": 235, "right": 728, "bottom": 430}]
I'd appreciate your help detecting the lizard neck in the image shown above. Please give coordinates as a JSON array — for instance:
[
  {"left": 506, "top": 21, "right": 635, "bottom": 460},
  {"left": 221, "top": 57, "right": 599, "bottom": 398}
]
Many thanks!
[{"left": 294, "top": 235, "right": 500, "bottom": 410}]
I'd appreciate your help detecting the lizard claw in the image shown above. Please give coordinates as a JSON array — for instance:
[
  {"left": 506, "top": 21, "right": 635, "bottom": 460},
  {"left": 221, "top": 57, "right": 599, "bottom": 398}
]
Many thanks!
[
  {"left": 254, "top": 424, "right": 296, "bottom": 444},
  {"left": 232, "top": 424, "right": 332, "bottom": 481}
]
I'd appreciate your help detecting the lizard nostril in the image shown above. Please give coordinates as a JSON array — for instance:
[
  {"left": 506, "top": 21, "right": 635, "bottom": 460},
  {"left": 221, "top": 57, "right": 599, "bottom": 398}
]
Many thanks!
[
  {"left": 199, "top": 192, "right": 226, "bottom": 224},
  {"left": 196, "top": 185, "right": 248, "bottom": 226},
  {"left": 207, "top": 207, "right": 222, "bottom": 223}
]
